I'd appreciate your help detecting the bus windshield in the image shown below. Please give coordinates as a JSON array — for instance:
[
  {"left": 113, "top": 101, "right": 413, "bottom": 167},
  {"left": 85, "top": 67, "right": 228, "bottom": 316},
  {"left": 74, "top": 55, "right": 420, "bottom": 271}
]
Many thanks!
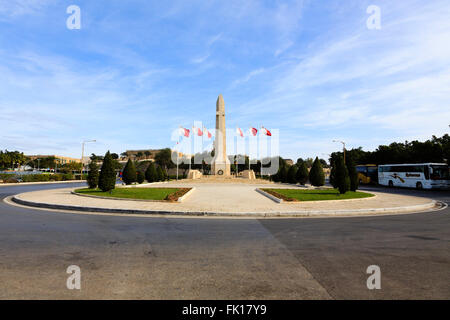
[{"left": 430, "top": 165, "right": 450, "bottom": 180}]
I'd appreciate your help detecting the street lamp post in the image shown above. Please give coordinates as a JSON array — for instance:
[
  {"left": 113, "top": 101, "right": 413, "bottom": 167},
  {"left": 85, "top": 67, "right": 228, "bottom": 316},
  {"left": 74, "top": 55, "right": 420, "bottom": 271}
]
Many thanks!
[
  {"left": 332, "top": 140, "right": 346, "bottom": 163},
  {"left": 81, "top": 140, "right": 96, "bottom": 177}
]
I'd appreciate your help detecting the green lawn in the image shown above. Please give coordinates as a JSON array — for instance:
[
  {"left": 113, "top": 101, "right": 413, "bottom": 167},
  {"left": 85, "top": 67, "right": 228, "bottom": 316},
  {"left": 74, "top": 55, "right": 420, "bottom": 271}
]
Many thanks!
[
  {"left": 75, "top": 188, "right": 186, "bottom": 201},
  {"left": 262, "top": 188, "right": 374, "bottom": 202}
]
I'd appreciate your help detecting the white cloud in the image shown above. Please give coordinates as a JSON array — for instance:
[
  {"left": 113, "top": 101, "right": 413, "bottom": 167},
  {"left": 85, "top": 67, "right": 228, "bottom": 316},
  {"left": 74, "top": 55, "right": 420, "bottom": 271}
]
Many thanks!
[
  {"left": 230, "top": 0, "right": 450, "bottom": 150},
  {"left": 0, "top": 0, "right": 54, "bottom": 19}
]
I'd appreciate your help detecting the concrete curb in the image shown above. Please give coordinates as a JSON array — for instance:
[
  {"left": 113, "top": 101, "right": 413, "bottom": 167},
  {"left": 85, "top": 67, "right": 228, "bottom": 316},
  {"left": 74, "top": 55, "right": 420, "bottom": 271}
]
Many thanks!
[
  {"left": 255, "top": 188, "right": 377, "bottom": 204},
  {"left": 10, "top": 193, "right": 438, "bottom": 218},
  {"left": 0, "top": 180, "right": 86, "bottom": 187},
  {"left": 177, "top": 187, "right": 195, "bottom": 202},
  {"left": 256, "top": 188, "right": 283, "bottom": 203},
  {"left": 119, "top": 181, "right": 172, "bottom": 188},
  {"left": 71, "top": 187, "right": 195, "bottom": 203}
]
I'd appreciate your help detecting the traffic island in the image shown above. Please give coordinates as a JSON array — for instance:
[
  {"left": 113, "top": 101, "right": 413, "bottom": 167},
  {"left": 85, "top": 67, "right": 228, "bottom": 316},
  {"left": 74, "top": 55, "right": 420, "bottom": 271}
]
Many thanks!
[
  {"left": 73, "top": 187, "right": 193, "bottom": 202},
  {"left": 6, "top": 181, "right": 441, "bottom": 218},
  {"left": 258, "top": 188, "right": 375, "bottom": 203}
]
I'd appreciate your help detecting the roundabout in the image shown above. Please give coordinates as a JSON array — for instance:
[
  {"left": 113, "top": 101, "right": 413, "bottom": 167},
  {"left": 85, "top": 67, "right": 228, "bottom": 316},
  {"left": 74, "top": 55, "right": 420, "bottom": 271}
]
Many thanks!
[
  {"left": 0, "top": 182, "right": 448, "bottom": 299},
  {"left": 8, "top": 179, "right": 440, "bottom": 218}
]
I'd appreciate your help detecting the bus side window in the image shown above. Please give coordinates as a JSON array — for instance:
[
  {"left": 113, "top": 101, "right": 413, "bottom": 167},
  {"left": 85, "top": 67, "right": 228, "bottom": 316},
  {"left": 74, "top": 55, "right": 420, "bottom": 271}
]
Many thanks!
[{"left": 424, "top": 166, "right": 430, "bottom": 180}]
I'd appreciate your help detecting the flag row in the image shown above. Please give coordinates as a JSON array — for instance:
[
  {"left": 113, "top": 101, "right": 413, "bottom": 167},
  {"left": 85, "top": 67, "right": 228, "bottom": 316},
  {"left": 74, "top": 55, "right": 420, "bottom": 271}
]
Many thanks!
[{"left": 179, "top": 126, "right": 272, "bottom": 138}]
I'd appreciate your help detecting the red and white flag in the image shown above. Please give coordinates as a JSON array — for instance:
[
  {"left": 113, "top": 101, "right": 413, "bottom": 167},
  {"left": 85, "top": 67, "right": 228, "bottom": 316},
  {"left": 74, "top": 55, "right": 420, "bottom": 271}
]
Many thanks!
[
  {"left": 179, "top": 127, "right": 190, "bottom": 137},
  {"left": 250, "top": 127, "right": 258, "bottom": 136},
  {"left": 203, "top": 127, "right": 212, "bottom": 139},
  {"left": 261, "top": 126, "right": 272, "bottom": 136},
  {"left": 192, "top": 126, "right": 203, "bottom": 136},
  {"left": 236, "top": 127, "right": 244, "bottom": 137}
]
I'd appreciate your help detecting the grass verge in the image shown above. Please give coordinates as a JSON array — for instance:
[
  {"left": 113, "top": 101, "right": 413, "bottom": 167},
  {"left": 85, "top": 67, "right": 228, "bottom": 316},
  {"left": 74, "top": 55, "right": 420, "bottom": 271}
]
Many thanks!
[
  {"left": 262, "top": 188, "right": 374, "bottom": 202},
  {"left": 75, "top": 187, "right": 190, "bottom": 201}
]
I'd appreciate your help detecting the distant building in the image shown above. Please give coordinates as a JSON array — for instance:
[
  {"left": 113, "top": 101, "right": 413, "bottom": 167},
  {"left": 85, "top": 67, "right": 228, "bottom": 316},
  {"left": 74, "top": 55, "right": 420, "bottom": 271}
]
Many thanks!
[
  {"left": 285, "top": 159, "right": 294, "bottom": 166},
  {"left": 121, "top": 149, "right": 163, "bottom": 161},
  {"left": 27, "top": 155, "right": 81, "bottom": 165}
]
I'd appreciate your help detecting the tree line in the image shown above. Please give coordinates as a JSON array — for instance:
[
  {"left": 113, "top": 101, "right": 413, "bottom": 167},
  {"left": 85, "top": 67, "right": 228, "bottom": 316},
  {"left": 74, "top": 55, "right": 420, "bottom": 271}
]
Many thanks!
[
  {"left": 271, "top": 157, "right": 326, "bottom": 187},
  {"left": 0, "top": 150, "right": 27, "bottom": 169},
  {"left": 331, "top": 134, "right": 450, "bottom": 165},
  {"left": 87, "top": 149, "right": 174, "bottom": 191}
]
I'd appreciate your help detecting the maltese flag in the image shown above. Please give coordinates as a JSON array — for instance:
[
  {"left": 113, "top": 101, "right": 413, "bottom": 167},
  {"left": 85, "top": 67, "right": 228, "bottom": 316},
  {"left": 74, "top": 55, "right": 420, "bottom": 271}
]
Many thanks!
[
  {"left": 203, "top": 127, "right": 212, "bottom": 139},
  {"left": 236, "top": 127, "right": 244, "bottom": 138},
  {"left": 250, "top": 127, "right": 258, "bottom": 136},
  {"left": 192, "top": 126, "right": 203, "bottom": 136},
  {"left": 261, "top": 126, "right": 272, "bottom": 136},
  {"left": 179, "top": 127, "right": 190, "bottom": 137}
]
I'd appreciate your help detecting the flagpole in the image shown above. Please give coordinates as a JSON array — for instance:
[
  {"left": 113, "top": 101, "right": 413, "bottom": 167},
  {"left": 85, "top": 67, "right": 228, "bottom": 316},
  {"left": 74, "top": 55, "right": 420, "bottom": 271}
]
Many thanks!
[
  {"left": 190, "top": 121, "right": 193, "bottom": 173},
  {"left": 201, "top": 125, "right": 204, "bottom": 174},
  {"left": 177, "top": 127, "right": 182, "bottom": 181},
  {"left": 260, "top": 126, "right": 263, "bottom": 177},
  {"left": 235, "top": 131, "right": 237, "bottom": 177},
  {"left": 248, "top": 128, "right": 251, "bottom": 171}
]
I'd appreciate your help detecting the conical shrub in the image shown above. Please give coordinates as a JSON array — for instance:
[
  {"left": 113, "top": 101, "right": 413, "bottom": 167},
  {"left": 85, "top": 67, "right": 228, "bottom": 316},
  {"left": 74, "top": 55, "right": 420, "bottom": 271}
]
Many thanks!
[{"left": 98, "top": 151, "right": 116, "bottom": 192}]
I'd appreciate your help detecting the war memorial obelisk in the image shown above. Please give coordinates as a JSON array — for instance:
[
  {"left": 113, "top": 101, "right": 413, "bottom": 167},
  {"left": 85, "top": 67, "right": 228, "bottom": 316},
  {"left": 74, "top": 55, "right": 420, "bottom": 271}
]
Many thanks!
[{"left": 211, "top": 94, "right": 231, "bottom": 176}]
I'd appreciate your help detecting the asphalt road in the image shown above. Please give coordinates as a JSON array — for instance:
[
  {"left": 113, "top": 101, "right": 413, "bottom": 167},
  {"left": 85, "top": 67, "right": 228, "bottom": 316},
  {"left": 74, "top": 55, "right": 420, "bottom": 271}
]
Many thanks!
[{"left": 0, "top": 183, "right": 448, "bottom": 299}]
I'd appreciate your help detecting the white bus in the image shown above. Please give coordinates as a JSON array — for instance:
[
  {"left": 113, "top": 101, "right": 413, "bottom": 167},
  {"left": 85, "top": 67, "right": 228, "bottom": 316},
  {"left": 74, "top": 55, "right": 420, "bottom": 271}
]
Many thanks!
[{"left": 378, "top": 163, "right": 450, "bottom": 190}]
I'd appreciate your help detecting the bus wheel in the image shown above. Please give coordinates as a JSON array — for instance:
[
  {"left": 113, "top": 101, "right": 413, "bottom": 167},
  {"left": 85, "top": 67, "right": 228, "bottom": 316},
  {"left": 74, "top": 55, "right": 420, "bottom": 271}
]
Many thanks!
[
  {"left": 388, "top": 180, "right": 394, "bottom": 187},
  {"left": 416, "top": 182, "right": 423, "bottom": 190}
]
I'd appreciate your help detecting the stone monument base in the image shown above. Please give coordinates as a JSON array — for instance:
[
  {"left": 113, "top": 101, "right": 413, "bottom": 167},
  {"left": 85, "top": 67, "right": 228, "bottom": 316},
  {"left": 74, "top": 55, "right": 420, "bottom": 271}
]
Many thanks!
[
  {"left": 240, "top": 170, "right": 256, "bottom": 180},
  {"left": 187, "top": 170, "right": 203, "bottom": 180},
  {"left": 211, "top": 162, "right": 231, "bottom": 176}
]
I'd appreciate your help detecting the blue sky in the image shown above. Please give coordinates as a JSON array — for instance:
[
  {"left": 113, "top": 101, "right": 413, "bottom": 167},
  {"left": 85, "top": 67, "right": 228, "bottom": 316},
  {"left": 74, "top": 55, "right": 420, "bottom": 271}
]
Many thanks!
[{"left": 1, "top": 0, "right": 449, "bottom": 161}]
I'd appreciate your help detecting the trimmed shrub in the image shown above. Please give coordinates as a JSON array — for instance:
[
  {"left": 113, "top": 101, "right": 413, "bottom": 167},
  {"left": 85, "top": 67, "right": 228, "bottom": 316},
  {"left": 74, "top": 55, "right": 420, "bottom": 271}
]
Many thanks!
[
  {"left": 346, "top": 156, "right": 359, "bottom": 191},
  {"left": 287, "top": 165, "right": 298, "bottom": 184},
  {"left": 137, "top": 171, "right": 145, "bottom": 184},
  {"left": 50, "top": 174, "right": 63, "bottom": 181},
  {"left": 279, "top": 166, "right": 289, "bottom": 183},
  {"left": 309, "top": 157, "right": 325, "bottom": 187},
  {"left": 296, "top": 162, "right": 309, "bottom": 185},
  {"left": 122, "top": 159, "right": 137, "bottom": 185},
  {"left": 98, "top": 151, "right": 116, "bottom": 192},
  {"left": 145, "top": 162, "right": 157, "bottom": 182},
  {"left": 4, "top": 177, "right": 19, "bottom": 183},
  {"left": 22, "top": 174, "right": 51, "bottom": 182},
  {"left": 0, "top": 173, "right": 14, "bottom": 181},
  {"left": 156, "top": 166, "right": 164, "bottom": 182},
  {"left": 329, "top": 158, "right": 337, "bottom": 188},
  {"left": 335, "top": 155, "right": 350, "bottom": 194},
  {"left": 87, "top": 161, "right": 99, "bottom": 189},
  {"left": 62, "top": 173, "right": 74, "bottom": 181}
]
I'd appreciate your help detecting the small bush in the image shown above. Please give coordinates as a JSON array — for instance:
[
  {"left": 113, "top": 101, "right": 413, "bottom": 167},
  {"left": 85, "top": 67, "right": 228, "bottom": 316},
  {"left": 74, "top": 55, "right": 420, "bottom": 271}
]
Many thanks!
[
  {"left": 98, "top": 151, "right": 116, "bottom": 192},
  {"left": 346, "top": 156, "right": 359, "bottom": 191},
  {"left": 21, "top": 174, "right": 51, "bottom": 182},
  {"left": 287, "top": 165, "right": 298, "bottom": 184},
  {"left": 50, "top": 174, "right": 63, "bottom": 181},
  {"left": 156, "top": 166, "right": 164, "bottom": 182},
  {"left": 309, "top": 157, "right": 325, "bottom": 187},
  {"left": 335, "top": 156, "right": 350, "bottom": 194},
  {"left": 145, "top": 162, "right": 157, "bottom": 182},
  {"left": 122, "top": 159, "right": 137, "bottom": 185},
  {"left": 137, "top": 171, "right": 145, "bottom": 184},
  {"left": 87, "top": 161, "right": 100, "bottom": 189},
  {"left": 62, "top": 173, "right": 74, "bottom": 180},
  {"left": 296, "top": 162, "right": 309, "bottom": 185}
]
